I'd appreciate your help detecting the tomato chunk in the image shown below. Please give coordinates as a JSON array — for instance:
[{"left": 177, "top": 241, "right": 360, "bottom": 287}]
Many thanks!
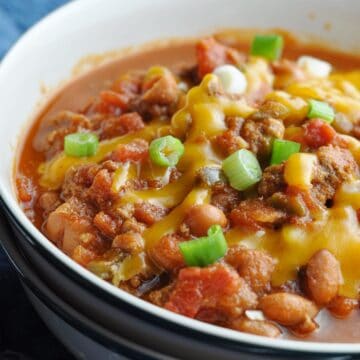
[
  {"left": 111, "top": 139, "right": 149, "bottom": 162},
  {"left": 164, "top": 263, "right": 257, "bottom": 319},
  {"left": 16, "top": 175, "right": 36, "bottom": 203},
  {"left": 99, "top": 112, "right": 145, "bottom": 140},
  {"left": 304, "top": 119, "right": 336, "bottom": 148},
  {"left": 94, "top": 90, "right": 129, "bottom": 115},
  {"left": 196, "top": 38, "right": 233, "bottom": 79},
  {"left": 94, "top": 75, "right": 141, "bottom": 115}
]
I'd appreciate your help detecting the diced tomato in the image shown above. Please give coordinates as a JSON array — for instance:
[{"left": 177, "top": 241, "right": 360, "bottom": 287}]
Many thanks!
[
  {"left": 95, "top": 90, "right": 129, "bottom": 115},
  {"left": 118, "top": 112, "right": 145, "bottom": 133},
  {"left": 16, "top": 175, "right": 36, "bottom": 203},
  {"left": 196, "top": 38, "right": 229, "bottom": 79},
  {"left": 89, "top": 169, "right": 114, "bottom": 206},
  {"left": 134, "top": 201, "right": 167, "bottom": 226},
  {"left": 111, "top": 139, "right": 149, "bottom": 163},
  {"left": 164, "top": 264, "right": 241, "bottom": 318},
  {"left": 100, "top": 112, "right": 145, "bottom": 140},
  {"left": 357, "top": 209, "right": 360, "bottom": 222},
  {"left": 303, "top": 119, "right": 336, "bottom": 148},
  {"left": 94, "top": 75, "right": 141, "bottom": 115}
]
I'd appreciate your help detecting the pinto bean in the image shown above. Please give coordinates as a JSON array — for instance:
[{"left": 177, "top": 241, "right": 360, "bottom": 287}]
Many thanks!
[
  {"left": 259, "top": 293, "right": 318, "bottom": 326},
  {"left": 289, "top": 315, "right": 318, "bottom": 337},
  {"left": 148, "top": 234, "right": 185, "bottom": 271},
  {"left": 184, "top": 204, "right": 227, "bottom": 236},
  {"left": 225, "top": 246, "right": 275, "bottom": 295},
  {"left": 231, "top": 318, "right": 281, "bottom": 338},
  {"left": 38, "top": 191, "right": 60, "bottom": 213},
  {"left": 306, "top": 249, "right": 342, "bottom": 305},
  {"left": 112, "top": 233, "right": 144, "bottom": 254},
  {"left": 327, "top": 296, "right": 358, "bottom": 318}
]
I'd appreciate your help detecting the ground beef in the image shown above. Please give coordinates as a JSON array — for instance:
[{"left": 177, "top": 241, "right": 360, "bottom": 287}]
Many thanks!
[
  {"left": 251, "top": 100, "right": 290, "bottom": 122},
  {"left": 110, "top": 139, "right": 149, "bottom": 163},
  {"left": 258, "top": 164, "right": 286, "bottom": 198},
  {"left": 61, "top": 161, "right": 119, "bottom": 210},
  {"left": 216, "top": 130, "right": 248, "bottom": 155},
  {"left": 89, "top": 72, "right": 142, "bottom": 115},
  {"left": 33, "top": 111, "right": 91, "bottom": 158},
  {"left": 211, "top": 183, "right": 241, "bottom": 214},
  {"left": 230, "top": 198, "right": 288, "bottom": 230},
  {"left": 312, "top": 145, "right": 359, "bottom": 203},
  {"left": 133, "top": 201, "right": 168, "bottom": 225},
  {"left": 129, "top": 71, "right": 181, "bottom": 120},
  {"left": 241, "top": 118, "right": 285, "bottom": 158},
  {"left": 112, "top": 232, "right": 144, "bottom": 254},
  {"left": 95, "top": 112, "right": 145, "bottom": 140},
  {"left": 93, "top": 211, "right": 123, "bottom": 238},
  {"left": 62, "top": 163, "right": 102, "bottom": 200},
  {"left": 45, "top": 196, "right": 98, "bottom": 256},
  {"left": 142, "top": 72, "right": 179, "bottom": 105},
  {"left": 196, "top": 37, "right": 245, "bottom": 79},
  {"left": 260, "top": 146, "right": 359, "bottom": 208}
]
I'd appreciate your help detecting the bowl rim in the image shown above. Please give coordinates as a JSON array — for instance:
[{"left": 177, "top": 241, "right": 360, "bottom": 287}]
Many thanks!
[
  {"left": 2, "top": 199, "right": 357, "bottom": 359},
  {"left": 0, "top": 211, "right": 169, "bottom": 360},
  {"left": 1, "top": 0, "right": 360, "bottom": 353},
  {"left": 5, "top": 204, "right": 335, "bottom": 359}
]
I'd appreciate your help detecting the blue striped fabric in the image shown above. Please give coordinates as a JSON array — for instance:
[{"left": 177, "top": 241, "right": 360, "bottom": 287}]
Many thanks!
[
  {"left": 0, "top": 0, "right": 69, "bottom": 266},
  {"left": 0, "top": 2, "right": 73, "bottom": 358},
  {"left": 0, "top": 0, "right": 69, "bottom": 270},
  {"left": 0, "top": 0, "right": 68, "bottom": 58}
]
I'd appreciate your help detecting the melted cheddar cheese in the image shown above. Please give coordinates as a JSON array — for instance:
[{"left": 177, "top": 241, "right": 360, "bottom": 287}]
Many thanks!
[{"left": 38, "top": 65, "right": 360, "bottom": 297}]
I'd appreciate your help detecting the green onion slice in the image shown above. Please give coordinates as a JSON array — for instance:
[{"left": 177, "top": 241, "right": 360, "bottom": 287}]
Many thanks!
[
  {"left": 307, "top": 99, "right": 335, "bottom": 123},
  {"left": 179, "top": 225, "right": 228, "bottom": 267},
  {"left": 64, "top": 133, "right": 99, "bottom": 157},
  {"left": 250, "top": 34, "right": 284, "bottom": 61},
  {"left": 270, "top": 139, "right": 301, "bottom": 165},
  {"left": 149, "top": 135, "right": 184, "bottom": 167},
  {"left": 222, "top": 149, "right": 262, "bottom": 191}
]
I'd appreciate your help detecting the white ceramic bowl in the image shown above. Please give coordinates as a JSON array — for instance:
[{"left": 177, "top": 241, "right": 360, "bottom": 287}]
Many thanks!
[{"left": 0, "top": 0, "right": 360, "bottom": 357}]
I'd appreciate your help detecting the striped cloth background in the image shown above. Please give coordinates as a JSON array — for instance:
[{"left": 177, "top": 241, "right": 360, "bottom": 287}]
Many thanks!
[{"left": 0, "top": 1, "right": 73, "bottom": 359}]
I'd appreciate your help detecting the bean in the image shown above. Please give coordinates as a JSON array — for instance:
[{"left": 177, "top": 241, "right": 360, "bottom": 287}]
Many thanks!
[
  {"left": 306, "top": 249, "right": 342, "bottom": 305},
  {"left": 259, "top": 293, "right": 318, "bottom": 326},
  {"left": 185, "top": 204, "right": 227, "bottom": 236},
  {"left": 226, "top": 246, "right": 275, "bottom": 294},
  {"left": 289, "top": 316, "right": 318, "bottom": 337},
  {"left": 327, "top": 296, "right": 358, "bottom": 318},
  {"left": 232, "top": 318, "right": 281, "bottom": 338},
  {"left": 148, "top": 234, "right": 184, "bottom": 271}
]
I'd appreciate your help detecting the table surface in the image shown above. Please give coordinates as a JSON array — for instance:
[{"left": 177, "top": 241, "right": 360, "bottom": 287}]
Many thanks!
[{"left": 0, "top": 2, "right": 75, "bottom": 358}]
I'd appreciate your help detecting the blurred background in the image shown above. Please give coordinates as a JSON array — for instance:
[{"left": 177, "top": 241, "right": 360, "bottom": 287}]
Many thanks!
[{"left": 0, "top": 2, "right": 73, "bottom": 359}]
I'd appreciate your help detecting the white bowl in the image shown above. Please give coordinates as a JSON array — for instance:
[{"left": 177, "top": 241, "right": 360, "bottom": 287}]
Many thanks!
[{"left": 0, "top": 0, "right": 360, "bottom": 356}]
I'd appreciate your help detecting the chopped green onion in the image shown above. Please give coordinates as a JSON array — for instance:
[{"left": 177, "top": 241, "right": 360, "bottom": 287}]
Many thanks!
[
  {"left": 222, "top": 149, "right": 262, "bottom": 191},
  {"left": 179, "top": 225, "right": 228, "bottom": 267},
  {"left": 149, "top": 135, "right": 184, "bottom": 167},
  {"left": 270, "top": 139, "right": 301, "bottom": 165},
  {"left": 250, "top": 34, "right": 284, "bottom": 61},
  {"left": 64, "top": 133, "right": 99, "bottom": 157},
  {"left": 307, "top": 99, "right": 335, "bottom": 123}
]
